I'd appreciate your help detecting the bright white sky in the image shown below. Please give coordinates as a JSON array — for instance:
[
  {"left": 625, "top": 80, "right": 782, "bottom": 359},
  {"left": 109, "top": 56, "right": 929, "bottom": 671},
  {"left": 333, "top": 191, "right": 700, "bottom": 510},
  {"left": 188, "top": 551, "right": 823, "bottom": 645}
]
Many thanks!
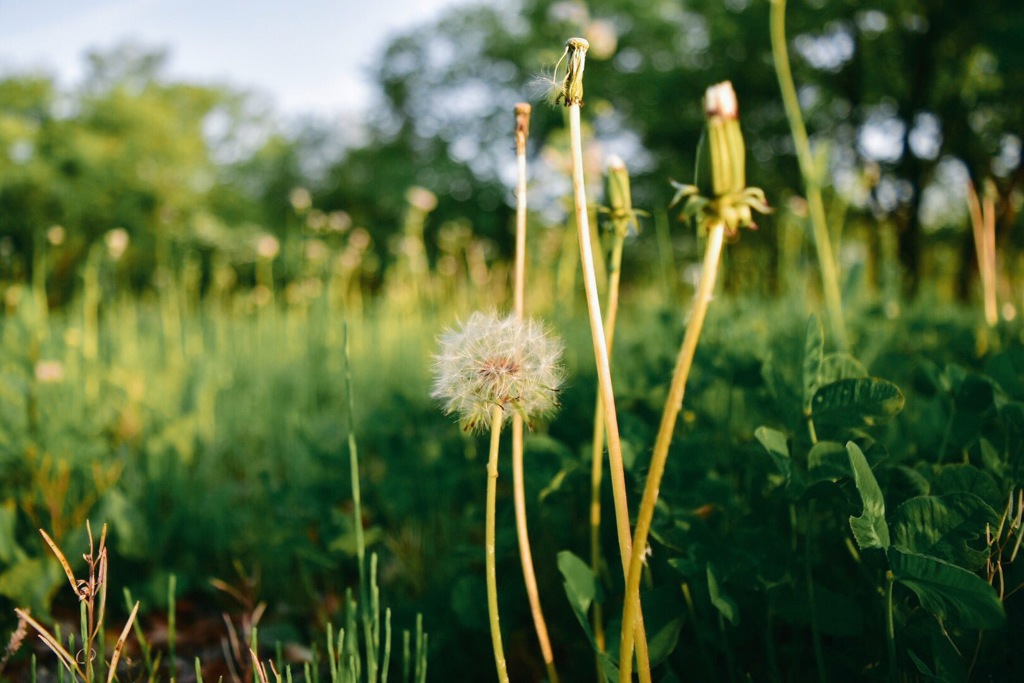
[{"left": 0, "top": 0, "right": 466, "bottom": 118}]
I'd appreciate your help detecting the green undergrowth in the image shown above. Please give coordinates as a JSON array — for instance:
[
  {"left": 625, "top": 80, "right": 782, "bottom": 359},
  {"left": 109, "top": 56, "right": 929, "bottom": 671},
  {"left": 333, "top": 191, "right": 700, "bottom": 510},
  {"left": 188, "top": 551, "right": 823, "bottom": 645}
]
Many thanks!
[{"left": 1, "top": 286, "right": 1023, "bottom": 680}]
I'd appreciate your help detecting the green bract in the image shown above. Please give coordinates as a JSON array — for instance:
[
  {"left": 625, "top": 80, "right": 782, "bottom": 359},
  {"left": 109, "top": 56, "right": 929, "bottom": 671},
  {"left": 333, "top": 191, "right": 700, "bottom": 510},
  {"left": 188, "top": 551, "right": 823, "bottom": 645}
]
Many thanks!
[{"left": 672, "top": 81, "right": 770, "bottom": 237}]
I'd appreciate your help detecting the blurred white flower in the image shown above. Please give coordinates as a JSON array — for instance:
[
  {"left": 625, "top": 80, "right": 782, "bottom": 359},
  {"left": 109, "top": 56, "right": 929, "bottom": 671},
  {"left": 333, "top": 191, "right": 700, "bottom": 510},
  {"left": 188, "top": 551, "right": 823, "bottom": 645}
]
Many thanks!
[
  {"left": 105, "top": 228, "right": 129, "bottom": 260},
  {"left": 289, "top": 187, "right": 312, "bottom": 212},
  {"left": 432, "top": 311, "right": 565, "bottom": 433},
  {"left": 406, "top": 186, "right": 438, "bottom": 213},
  {"left": 35, "top": 360, "right": 65, "bottom": 383},
  {"left": 585, "top": 19, "right": 618, "bottom": 59},
  {"left": 304, "top": 238, "right": 329, "bottom": 263},
  {"left": 327, "top": 211, "right": 352, "bottom": 233},
  {"left": 256, "top": 235, "right": 280, "bottom": 259},
  {"left": 46, "top": 225, "right": 66, "bottom": 246}
]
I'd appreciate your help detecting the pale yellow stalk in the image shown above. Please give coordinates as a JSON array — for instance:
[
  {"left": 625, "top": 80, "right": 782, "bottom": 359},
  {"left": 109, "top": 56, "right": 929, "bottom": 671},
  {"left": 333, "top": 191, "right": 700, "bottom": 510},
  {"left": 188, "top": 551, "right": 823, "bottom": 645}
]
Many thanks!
[
  {"left": 559, "top": 37, "right": 651, "bottom": 682},
  {"left": 486, "top": 404, "right": 510, "bottom": 683},
  {"left": 511, "top": 102, "right": 560, "bottom": 683}
]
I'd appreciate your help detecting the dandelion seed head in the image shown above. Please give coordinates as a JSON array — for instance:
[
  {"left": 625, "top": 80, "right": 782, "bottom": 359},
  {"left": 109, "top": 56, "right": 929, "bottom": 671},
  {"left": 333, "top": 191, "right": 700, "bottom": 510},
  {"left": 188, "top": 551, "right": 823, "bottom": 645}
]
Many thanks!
[{"left": 432, "top": 311, "right": 565, "bottom": 433}]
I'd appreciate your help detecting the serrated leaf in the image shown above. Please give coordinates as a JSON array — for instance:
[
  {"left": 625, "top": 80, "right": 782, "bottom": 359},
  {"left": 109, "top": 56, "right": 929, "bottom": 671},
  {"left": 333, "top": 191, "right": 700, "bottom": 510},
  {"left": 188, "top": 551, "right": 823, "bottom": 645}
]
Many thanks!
[
  {"left": 848, "top": 442, "right": 890, "bottom": 550},
  {"left": 890, "top": 547, "right": 1005, "bottom": 629},
  {"left": 803, "top": 315, "right": 824, "bottom": 413},
  {"left": 812, "top": 378, "right": 905, "bottom": 428},
  {"left": 707, "top": 563, "right": 739, "bottom": 625},
  {"left": 891, "top": 493, "right": 997, "bottom": 570}
]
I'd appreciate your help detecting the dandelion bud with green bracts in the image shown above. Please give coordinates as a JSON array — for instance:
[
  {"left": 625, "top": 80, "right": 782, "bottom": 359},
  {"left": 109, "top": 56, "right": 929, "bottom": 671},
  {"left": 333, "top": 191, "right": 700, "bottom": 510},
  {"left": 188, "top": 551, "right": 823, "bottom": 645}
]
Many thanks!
[
  {"left": 672, "top": 81, "right": 770, "bottom": 237},
  {"left": 605, "top": 155, "right": 641, "bottom": 237},
  {"left": 432, "top": 312, "right": 565, "bottom": 433}
]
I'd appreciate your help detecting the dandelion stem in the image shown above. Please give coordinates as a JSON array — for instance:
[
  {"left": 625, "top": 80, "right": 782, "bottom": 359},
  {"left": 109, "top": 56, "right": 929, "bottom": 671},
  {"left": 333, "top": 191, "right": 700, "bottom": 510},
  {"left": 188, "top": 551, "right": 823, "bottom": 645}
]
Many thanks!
[
  {"left": 511, "top": 102, "right": 560, "bottom": 683},
  {"left": 619, "top": 221, "right": 726, "bottom": 683},
  {"left": 563, "top": 42, "right": 651, "bottom": 680},
  {"left": 589, "top": 210, "right": 627, "bottom": 673},
  {"left": 770, "top": 0, "right": 848, "bottom": 351},
  {"left": 486, "top": 405, "right": 510, "bottom": 683},
  {"left": 514, "top": 103, "right": 530, "bottom": 318}
]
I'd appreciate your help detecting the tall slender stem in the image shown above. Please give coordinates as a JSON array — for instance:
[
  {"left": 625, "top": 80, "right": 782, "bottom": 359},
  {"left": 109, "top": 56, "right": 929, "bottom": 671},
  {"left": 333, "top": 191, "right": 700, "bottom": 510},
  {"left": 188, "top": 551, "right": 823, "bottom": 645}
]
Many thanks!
[
  {"left": 486, "top": 405, "right": 510, "bottom": 683},
  {"left": 569, "top": 102, "right": 652, "bottom": 683},
  {"left": 511, "top": 102, "right": 560, "bottom": 683},
  {"left": 770, "top": 0, "right": 848, "bottom": 351},
  {"left": 590, "top": 228, "right": 626, "bottom": 673},
  {"left": 513, "top": 104, "right": 530, "bottom": 317},
  {"left": 558, "top": 36, "right": 649, "bottom": 679},
  {"left": 619, "top": 222, "right": 726, "bottom": 683}
]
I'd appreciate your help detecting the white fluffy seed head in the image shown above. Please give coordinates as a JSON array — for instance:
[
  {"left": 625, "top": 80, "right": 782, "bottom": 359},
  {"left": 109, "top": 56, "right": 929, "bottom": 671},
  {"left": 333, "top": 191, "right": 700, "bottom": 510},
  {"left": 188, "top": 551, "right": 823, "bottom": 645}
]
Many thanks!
[{"left": 431, "top": 311, "right": 565, "bottom": 433}]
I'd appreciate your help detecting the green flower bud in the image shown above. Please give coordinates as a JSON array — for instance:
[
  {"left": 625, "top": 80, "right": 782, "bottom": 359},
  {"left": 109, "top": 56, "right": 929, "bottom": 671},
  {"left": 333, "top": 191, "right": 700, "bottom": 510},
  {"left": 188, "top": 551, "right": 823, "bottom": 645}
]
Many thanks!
[{"left": 605, "top": 155, "right": 639, "bottom": 237}]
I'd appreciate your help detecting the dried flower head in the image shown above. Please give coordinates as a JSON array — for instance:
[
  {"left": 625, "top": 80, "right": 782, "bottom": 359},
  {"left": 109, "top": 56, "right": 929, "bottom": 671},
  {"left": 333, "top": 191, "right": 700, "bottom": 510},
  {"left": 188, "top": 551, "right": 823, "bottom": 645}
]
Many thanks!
[
  {"left": 556, "top": 37, "right": 590, "bottom": 107},
  {"left": 432, "top": 311, "right": 565, "bottom": 432}
]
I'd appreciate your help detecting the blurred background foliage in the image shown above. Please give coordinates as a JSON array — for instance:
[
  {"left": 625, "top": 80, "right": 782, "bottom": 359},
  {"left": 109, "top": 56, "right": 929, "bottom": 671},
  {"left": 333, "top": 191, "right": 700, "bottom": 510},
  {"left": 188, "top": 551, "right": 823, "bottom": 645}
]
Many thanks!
[{"left": 2, "top": 0, "right": 1023, "bottom": 303}]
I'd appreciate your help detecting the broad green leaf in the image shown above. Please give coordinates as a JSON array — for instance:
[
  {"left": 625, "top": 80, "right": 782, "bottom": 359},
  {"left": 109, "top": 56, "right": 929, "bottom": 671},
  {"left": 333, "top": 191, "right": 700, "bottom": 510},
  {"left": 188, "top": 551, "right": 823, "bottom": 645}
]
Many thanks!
[
  {"left": 847, "top": 442, "right": 890, "bottom": 550},
  {"left": 891, "top": 493, "right": 997, "bottom": 570},
  {"left": 602, "top": 586, "right": 684, "bottom": 668},
  {"left": 557, "top": 550, "right": 598, "bottom": 643},
  {"left": 807, "top": 441, "right": 849, "bottom": 481},
  {"left": 819, "top": 353, "right": 868, "bottom": 384},
  {"left": 985, "top": 346, "right": 1024, "bottom": 400},
  {"left": 802, "top": 315, "right": 824, "bottom": 413},
  {"left": 907, "top": 650, "right": 942, "bottom": 681},
  {"left": 1003, "top": 402, "right": 1024, "bottom": 480},
  {"left": 894, "top": 466, "right": 931, "bottom": 498},
  {"left": 812, "top": 378, "right": 905, "bottom": 428},
  {"left": 890, "top": 547, "right": 1005, "bottom": 629},
  {"left": 707, "top": 563, "right": 739, "bottom": 625},
  {"left": 934, "top": 465, "right": 1002, "bottom": 509},
  {"left": 643, "top": 586, "right": 685, "bottom": 666},
  {"left": 978, "top": 438, "right": 1004, "bottom": 477},
  {"left": 754, "top": 426, "right": 790, "bottom": 481}
]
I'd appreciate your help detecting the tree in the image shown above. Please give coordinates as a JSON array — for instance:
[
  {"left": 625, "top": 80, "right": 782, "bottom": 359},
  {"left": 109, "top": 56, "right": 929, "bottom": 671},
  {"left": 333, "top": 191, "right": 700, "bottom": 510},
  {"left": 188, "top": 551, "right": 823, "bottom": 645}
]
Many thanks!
[{"left": 342, "top": 0, "right": 1024, "bottom": 291}]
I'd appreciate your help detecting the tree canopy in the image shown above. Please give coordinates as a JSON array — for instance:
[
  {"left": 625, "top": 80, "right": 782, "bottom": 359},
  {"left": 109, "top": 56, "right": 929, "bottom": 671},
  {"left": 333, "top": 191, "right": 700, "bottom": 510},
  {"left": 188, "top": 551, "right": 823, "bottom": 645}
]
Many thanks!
[{"left": 2, "top": 0, "right": 1022, "bottom": 298}]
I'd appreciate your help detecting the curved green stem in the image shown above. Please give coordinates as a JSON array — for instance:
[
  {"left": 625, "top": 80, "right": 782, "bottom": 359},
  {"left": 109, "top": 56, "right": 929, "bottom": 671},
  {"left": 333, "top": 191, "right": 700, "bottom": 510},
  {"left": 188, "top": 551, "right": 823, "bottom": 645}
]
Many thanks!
[
  {"left": 770, "top": 0, "right": 848, "bottom": 351},
  {"left": 486, "top": 406, "right": 509, "bottom": 683},
  {"left": 619, "top": 222, "right": 726, "bottom": 683}
]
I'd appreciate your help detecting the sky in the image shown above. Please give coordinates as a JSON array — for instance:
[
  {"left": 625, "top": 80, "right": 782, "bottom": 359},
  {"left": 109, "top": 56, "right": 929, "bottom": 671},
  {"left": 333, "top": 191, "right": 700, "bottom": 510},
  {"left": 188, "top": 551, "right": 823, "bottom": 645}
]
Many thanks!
[{"left": 0, "top": 0, "right": 466, "bottom": 118}]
